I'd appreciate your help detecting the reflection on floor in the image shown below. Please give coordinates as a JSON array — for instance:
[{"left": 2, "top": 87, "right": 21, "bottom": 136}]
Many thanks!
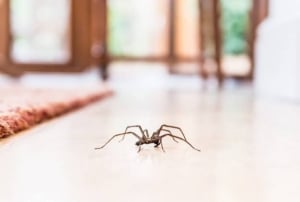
[{"left": 0, "top": 63, "right": 300, "bottom": 202}]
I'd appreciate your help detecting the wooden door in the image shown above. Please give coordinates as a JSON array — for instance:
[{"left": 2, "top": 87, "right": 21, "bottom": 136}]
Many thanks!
[{"left": 200, "top": 0, "right": 222, "bottom": 83}]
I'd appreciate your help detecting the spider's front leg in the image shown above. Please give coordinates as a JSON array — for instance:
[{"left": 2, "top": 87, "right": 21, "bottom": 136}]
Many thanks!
[
  {"left": 137, "top": 145, "right": 142, "bottom": 152},
  {"left": 158, "top": 124, "right": 188, "bottom": 141},
  {"left": 120, "top": 125, "right": 146, "bottom": 142},
  {"left": 95, "top": 132, "right": 142, "bottom": 150},
  {"left": 157, "top": 133, "right": 175, "bottom": 152},
  {"left": 159, "top": 137, "right": 166, "bottom": 152},
  {"left": 154, "top": 139, "right": 161, "bottom": 148}
]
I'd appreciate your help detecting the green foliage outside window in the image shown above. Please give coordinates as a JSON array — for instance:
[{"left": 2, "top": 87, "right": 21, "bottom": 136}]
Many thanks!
[{"left": 221, "top": 0, "right": 252, "bottom": 55}]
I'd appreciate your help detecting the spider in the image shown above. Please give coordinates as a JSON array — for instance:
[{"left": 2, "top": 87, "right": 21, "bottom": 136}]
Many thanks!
[{"left": 95, "top": 124, "right": 201, "bottom": 152}]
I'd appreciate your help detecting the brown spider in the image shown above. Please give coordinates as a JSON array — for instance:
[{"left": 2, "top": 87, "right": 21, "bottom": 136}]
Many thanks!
[{"left": 95, "top": 124, "right": 201, "bottom": 152}]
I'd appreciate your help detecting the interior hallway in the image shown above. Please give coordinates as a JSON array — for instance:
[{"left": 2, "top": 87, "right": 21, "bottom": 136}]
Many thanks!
[{"left": 0, "top": 63, "right": 300, "bottom": 202}]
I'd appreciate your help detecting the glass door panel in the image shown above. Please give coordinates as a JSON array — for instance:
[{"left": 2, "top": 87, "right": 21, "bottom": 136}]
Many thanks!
[
  {"left": 175, "top": 0, "right": 200, "bottom": 59},
  {"left": 108, "top": 0, "right": 169, "bottom": 57},
  {"left": 220, "top": 0, "right": 252, "bottom": 77},
  {"left": 10, "top": 0, "right": 71, "bottom": 64}
]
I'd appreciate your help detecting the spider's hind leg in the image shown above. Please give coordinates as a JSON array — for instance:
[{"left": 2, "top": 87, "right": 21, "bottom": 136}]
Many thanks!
[
  {"left": 162, "top": 134, "right": 201, "bottom": 152},
  {"left": 95, "top": 132, "right": 142, "bottom": 150}
]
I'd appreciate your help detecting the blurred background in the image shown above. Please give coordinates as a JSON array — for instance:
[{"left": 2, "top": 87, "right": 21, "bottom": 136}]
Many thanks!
[
  {"left": 1, "top": 0, "right": 298, "bottom": 101},
  {"left": 3, "top": 2, "right": 300, "bottom": 201}
]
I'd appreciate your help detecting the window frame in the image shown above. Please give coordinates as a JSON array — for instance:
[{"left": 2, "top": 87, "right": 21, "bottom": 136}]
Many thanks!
[{"left": 0, "top": 0, "right": 101, "bottom": 74}]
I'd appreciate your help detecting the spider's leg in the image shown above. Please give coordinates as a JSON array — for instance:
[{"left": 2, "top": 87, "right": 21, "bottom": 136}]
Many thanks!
[
  {"left": 160, "top": 124, "right": 188, "bottom": 141},
  {"left": 144, "top": 129, "right": 150, "bottom": 138},
  {"left": 120, "top": 125, "right": 145, "bottom": 142},
  {"left": 154, "top": 139, "right": 161, "bottom": 147},
  {"left": 95, "top": 132, "right": 141, "bottom": 150},
  {"left": 125, "top": 125, "right": 144, "bottom": 135},
  {"left": 161, "top": 134, "right": 201, "bottom": 152},
  {"left": 159, "top": 129, "right": 178, "bottom": 143},
  {"left": 137, "top": 145, "right": 142, "bottom": 153},
  {"left": 159, "top": 137, "right": 166, "bottom": 152}
]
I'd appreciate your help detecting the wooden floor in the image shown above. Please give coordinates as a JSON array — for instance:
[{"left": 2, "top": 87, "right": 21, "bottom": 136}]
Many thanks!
[{"left": 1, "top": 64, "right": 300, "bottom": 202}]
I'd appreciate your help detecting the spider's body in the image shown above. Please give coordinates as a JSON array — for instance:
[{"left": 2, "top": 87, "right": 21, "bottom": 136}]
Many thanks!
[
  {"left": 95, "top": 124, "right": 200, "bottom": 152},
  {"left": 135, "top": 132, "right": 160, "bottom": 146},
  {"left": 135, "top": 138, "right": 159, "bottom": 146}
]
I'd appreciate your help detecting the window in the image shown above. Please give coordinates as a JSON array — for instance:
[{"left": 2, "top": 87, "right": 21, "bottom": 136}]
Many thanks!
[
  {"left": 10, "top": 0, "right": 71, "bottom": 64},
  {"left": 108, "top": 0, "right": 169, "bottom": 57}
]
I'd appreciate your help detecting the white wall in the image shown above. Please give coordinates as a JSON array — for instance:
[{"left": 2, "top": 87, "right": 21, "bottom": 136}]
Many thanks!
[
  {"left": 269, "top": 0, "right": 300, "bottom": 19},
  {"left": 254, "top": 0, "right": 300, "bottom": 101}
]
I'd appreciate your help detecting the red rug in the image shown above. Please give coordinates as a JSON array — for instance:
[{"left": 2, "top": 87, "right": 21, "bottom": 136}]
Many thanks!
[{"left": 0, "top": 87, "right": 112, "bottom": 138}]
